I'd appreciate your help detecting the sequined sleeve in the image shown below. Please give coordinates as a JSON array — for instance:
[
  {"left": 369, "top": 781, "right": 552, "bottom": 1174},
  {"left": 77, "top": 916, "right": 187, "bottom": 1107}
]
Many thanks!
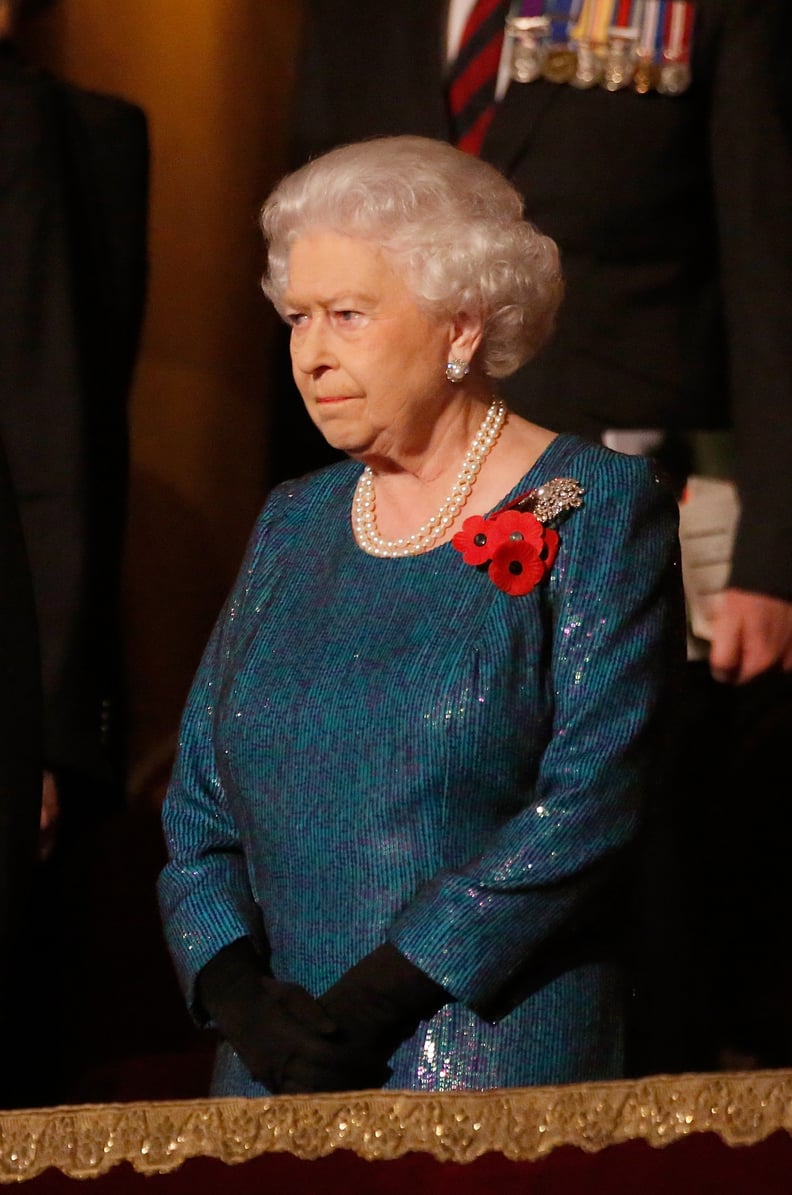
[
  {"left": 156, "top": 496, "right": 285, "bottom": 1014},
  {"left": 388, "top": 451, "right": 685, "bottom": 1010}
]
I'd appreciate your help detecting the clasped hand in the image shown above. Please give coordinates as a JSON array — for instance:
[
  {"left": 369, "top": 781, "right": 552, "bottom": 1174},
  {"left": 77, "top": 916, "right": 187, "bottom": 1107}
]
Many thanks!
[
  {"left": 224, "top": 972, "right": 394, "bottom": 1094},
  {"left": 197, "top": 939, "right": 445, "bottom": 1094}
]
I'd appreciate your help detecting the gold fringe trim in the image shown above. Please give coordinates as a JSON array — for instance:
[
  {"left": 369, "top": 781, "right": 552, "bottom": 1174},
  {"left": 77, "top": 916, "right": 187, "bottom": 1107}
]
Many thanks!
[{"left": 1, "top": 1070, "right": 791, "bottom": 1182}]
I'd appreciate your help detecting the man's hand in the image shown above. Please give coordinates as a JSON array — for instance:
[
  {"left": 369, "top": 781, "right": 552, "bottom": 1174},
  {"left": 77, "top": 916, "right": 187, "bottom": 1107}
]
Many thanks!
[
  {"left": 709, "top": 589, "right": 792, "bottom": 685},
  {"left": 39, "top": 770, "right": 60, "bottom": 862}
]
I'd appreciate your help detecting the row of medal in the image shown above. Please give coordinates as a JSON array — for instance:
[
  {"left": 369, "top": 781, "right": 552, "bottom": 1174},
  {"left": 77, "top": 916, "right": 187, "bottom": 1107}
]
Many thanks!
[{"left": 505, "top": 0, "right": 696, "bottom": 95}]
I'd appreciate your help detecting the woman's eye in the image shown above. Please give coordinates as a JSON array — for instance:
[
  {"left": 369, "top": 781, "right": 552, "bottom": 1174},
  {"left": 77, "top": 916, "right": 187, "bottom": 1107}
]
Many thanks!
[
  {"left": 335, "top": 309, "right": 361, "bottom": 323},
  {"left": 286, "top": 312, "right": 307, "bottom": 327}
]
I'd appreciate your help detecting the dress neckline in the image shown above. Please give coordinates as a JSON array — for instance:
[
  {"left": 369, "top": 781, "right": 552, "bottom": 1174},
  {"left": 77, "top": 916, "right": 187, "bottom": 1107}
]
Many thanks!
[{"left": 348, "top": 432, "right": 584, "bottom": 560}]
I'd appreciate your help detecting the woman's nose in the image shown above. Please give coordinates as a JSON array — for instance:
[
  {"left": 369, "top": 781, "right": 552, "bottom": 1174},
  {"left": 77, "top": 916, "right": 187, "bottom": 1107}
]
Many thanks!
[{"left": 291, "top": 317, "right": 336, "bottom": 374}]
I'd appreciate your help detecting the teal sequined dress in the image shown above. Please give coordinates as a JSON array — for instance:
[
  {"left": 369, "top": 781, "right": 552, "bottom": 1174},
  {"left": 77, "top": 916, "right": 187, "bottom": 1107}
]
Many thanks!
[{"left": 158, "top": 434, "right": 684, "bottom": 1096}]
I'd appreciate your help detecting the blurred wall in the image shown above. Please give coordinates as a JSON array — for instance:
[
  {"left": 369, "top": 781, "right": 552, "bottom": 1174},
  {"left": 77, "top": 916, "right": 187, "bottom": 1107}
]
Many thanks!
[{"left": 22, "top": 0, "right": 303, "bottom": 802}]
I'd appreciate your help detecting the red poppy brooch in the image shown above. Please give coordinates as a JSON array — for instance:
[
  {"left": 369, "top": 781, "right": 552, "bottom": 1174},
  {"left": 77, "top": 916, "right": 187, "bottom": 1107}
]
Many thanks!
[{"left": 452, "top": 477, "right": 584, "bottom": 596}]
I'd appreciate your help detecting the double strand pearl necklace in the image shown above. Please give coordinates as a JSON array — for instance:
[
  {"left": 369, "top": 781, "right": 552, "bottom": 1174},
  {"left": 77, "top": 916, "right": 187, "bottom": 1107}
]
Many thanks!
[{"left": 352, "top": 397, "right": 507, "bottom": 558}]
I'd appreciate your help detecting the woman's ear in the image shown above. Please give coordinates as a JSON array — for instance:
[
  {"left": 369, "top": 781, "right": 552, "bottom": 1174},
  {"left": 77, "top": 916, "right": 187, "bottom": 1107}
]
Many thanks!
[{"left": 449, "top": 312, "right": 484, "bottom": 365}]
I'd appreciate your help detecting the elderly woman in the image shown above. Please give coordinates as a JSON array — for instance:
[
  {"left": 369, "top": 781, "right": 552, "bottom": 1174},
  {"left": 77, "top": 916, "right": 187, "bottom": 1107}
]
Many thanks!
[{"left": 158, "top": 135, "right": 684, "bottom": 1097}]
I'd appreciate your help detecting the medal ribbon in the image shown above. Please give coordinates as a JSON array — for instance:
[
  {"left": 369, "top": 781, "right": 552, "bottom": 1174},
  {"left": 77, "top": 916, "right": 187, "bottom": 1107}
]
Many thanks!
[
  {"left": 611, "top": 0, "right": 647, "bottom": 33},
  {"left": 613, "top": 0, "right": 632, "bottom": 28},
  {"left": 545, "top": 0, "right": 583, "bottom": 43},
  {"left": 663, "top": 0, "right": 694, "bottom": 63},
  {"left": 571, "top": 0, "right": 616, "bottom": 49},
  {"left": 637, "top": 0, "right": 663, "bottom": 57}
]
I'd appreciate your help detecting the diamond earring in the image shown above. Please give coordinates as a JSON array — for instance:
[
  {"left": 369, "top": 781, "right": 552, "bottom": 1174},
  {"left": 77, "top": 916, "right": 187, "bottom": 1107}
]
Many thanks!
[{"left": 445, "top": 358, "right": 470, "bottom": 384}]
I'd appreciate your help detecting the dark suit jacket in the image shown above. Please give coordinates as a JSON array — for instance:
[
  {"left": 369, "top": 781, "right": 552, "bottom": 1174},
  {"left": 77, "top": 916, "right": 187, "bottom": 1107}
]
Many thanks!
[
  {"left": 0, "top": 42, "right": 149, "bottom": 793},
  {"left": 0, "top": 435, "right": 41, "bottom": 1054},
  {"left": 287, "top": 0, "right": 792, "bottom": 600}
]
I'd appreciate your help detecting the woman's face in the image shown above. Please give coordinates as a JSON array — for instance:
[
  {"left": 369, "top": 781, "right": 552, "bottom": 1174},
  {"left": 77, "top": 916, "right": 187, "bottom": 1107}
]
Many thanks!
[{"left": 284, "top": 231, "right": 457, "bottom": 461}]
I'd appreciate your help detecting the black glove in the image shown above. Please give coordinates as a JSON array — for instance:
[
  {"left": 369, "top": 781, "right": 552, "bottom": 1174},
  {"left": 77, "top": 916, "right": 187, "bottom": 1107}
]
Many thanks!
[
  {"left": 196, "top": 937, "right": 380, "bottom": 1094},
  {"left": 319, "top": 942, "right": 450, "bottom": 1085}
]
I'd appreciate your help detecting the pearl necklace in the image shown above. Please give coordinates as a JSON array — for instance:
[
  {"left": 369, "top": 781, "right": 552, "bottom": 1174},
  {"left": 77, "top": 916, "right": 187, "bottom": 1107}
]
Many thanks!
[{"left": 352, "top": 398, "right": 507, "bottom": 558}]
